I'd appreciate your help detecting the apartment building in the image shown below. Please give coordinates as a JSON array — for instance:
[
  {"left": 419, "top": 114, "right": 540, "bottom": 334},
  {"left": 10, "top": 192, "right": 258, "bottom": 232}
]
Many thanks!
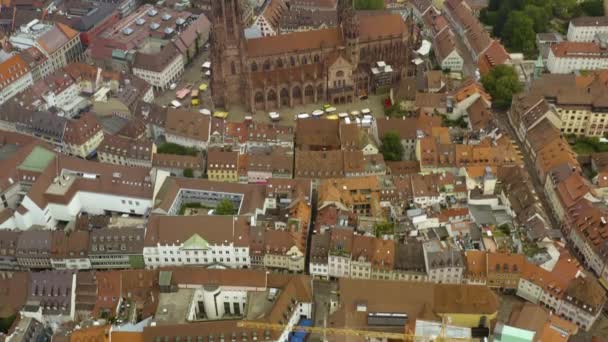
[
  {"left": 164, "top": 108, "right": 211, "bottom": 150},
  {"left": 486, "top": 252, "right": 525, "bottom": 291},
  {"left": 153, "top": 153, "right": 205, "bottom": 178},
  {"left": 98, "top": 135, "right": 155, "bottom": 167},
  {"left": 557, "top": 277, "right": 606, "bottom": 331},
  {"left": 0, "top": 54, "right": 34, "bottom": 105},
  {"left": 50, "top": 231, "right": 91, "bottom": 270},
  {"left": 16, "top": 230, "right": 52, "bottom": 269},
  {"left": 423, "top": 241, "right": 465, "bottom": 284},
  {"left": 207, "top": 150, "right": 240, "bottom": 182},
  {"left": 62, "top": 113, "right": 105, "bottom": 159},
  {"left": 89, "top": 227, "right": 145, "bottom": 269}
]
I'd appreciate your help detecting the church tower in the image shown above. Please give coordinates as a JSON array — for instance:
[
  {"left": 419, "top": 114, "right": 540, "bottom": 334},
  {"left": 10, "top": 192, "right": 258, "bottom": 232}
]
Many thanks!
[
  {"left": 209, "top": 0, "right": 248, "bottom": 109},
  {"left": 338, "top": 0, "right": 360, "bottom": 66}
]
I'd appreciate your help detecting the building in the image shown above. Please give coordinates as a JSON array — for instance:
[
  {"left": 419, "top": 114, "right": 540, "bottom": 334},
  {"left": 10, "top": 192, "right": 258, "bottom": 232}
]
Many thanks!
[
  {"left": 486, "top": 252, "right": 525, "bottom": 291},
  {"left": 10, "top": 21, "right": 84, "bottom": 73},
  {"left": 62, "top": 113, "right": 105, "bottom": 158},
  {"left": 210, "top": 0, "right": 418, "bottom": 112},
  {"left": 89, "top": 4, "right": 210, "bottom": 73},
  {"left": 557, "top": 277, "right": 606, "bottom": 331},
  {"left": 153, "top": 153, "right": 205, "bottom": 178},
  {"left": 0, "top": 54, "right": 34, "bottom": 105},
  {"left": 49, "top": 230, "right": 91, "bottom": 270},
  {"left": 567, "top": 16, "right": 608, "bottom": 42},
  {"left": 328, "top": 278, "right": 500, "bottom": 331},
  {"left": 132, "top": 44, "right": 184, "bottom": 92},
  {"left": 86, "top": 227, "right": 144, "bottom": 269},
  {"left": 22, "top": 270, "right": 77, "bottom": 322},
  {"left": 242, "top": 147, "right": 294, "bottom": 183},
  {"left": 164, "top": 108, "right": 211, "bottom": 150},
  {"left": 0, "top": 231, "right": 21, "bottom": 270},
  {"left": 98, "top": 135, "right": 155, "bottom": 167},
  {"left": 423, "top": 241, "right": 465, "bottom": 284},
  {"left": 547, "top": 41, "right": 608, "bottom": 74},
  {"left": 207, "top": 149, "right": 240, "bottom": 182},
  {"left": 517, "top": 73, "right": 608, "bottom": 137},
  {"left": 433, "top": 29, "right": 464, "bottom": 72},
  {"left": 143, "top": 215, "right": 251, "bottom": 269},
  {"left": 295, "top": 119, "right": 340, "bottom": 151},
  {"left": 2, "top": 154, "right": 155, "bottom": 230},
  {"left": 251, "top": 0, "right": 288, "bottom": 36},
  {"left": 16, "top": 230, "right": 52, "bottom": 269}
]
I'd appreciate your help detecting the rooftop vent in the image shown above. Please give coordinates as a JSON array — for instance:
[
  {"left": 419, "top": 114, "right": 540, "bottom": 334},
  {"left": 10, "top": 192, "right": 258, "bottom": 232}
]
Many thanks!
[
  {"left": 162, "top": 13, "right": 172, "bottom": 21},
  {"left": 164, "top": 27, "right": 174, "bottom": 35},
  {"left": 122, "top": 27, "right": 134, "bottom": 35},
  {"left": 147, "top": 9, "right": 158, "bottom": 17},
  {"left": 136, "top": 18, "right": 146, "bottom": 25},
  {"left": 150, "top": 22, "right": 160, "bottom": 30},
  {"left": 176, "top": 17, "right": 185, "bottom": 25}
]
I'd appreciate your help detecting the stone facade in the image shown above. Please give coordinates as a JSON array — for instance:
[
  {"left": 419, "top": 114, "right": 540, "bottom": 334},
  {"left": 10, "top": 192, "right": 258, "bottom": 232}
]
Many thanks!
[{"left": 209, "top": 0, "right": 418, "bottom": 112}]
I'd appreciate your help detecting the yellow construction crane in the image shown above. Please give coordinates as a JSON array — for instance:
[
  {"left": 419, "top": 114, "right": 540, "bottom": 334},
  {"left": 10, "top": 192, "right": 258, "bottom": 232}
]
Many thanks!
[{"left": 236, "top": 320, "right": 475, "bottom": 341}]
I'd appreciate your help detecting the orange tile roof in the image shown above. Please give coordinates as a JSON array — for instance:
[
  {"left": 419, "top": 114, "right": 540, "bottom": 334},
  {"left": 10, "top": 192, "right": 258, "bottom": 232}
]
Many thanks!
[
  {"left": 70, "top": 325, "right": 109, "bottom": 342},
  {"left": 465, "top": 250, "right": 487, "bottom": 279},
  {"left": 111, "top": 331, "right": 144, "bottom": 342},
  {"left": 0, "top": 54, "right": 30, "bottom": 91}
]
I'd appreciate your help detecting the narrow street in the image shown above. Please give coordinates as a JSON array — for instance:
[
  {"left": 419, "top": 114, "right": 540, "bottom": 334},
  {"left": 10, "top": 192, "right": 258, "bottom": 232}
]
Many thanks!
[{"left": 492, "top": 109, "right": 560, "bottom": 231}]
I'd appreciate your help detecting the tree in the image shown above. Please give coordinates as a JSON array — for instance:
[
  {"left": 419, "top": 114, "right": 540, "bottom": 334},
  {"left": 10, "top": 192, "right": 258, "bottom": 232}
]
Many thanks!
[
  {"left": 481, "top": 65, "right": 523, "bottom": 109},
  {"left": 523, "top": 5, "right": 551, "bottom": 33},
  {"left": 577, "top": 0, "right": 604, "bottom": 16},
  {"left": 157, "top": 143, "right": 199, "bottom": 156},
  {"left": 354, "top": 0, "right": 384, "bottom": 10},
  {"left": 380, "top": 132, "right": 404, "bottom": 161},
  {"left": 183, "top": 168, "right": 194, "bottom": 178},
  {"left": 374, "top": 222, "right": 395, "bottom": 237},
  {"left": 215, "top": 199, "right": 237, "bottom": 215},
  {"left": 502, "top": 11, "right": 537, "bottom": 57}
]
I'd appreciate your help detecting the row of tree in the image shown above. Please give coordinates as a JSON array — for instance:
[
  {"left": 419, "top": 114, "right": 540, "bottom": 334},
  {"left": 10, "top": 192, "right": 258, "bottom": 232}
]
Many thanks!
[{"left": 481, "top": 0, "right": 604, "bottom": 57}]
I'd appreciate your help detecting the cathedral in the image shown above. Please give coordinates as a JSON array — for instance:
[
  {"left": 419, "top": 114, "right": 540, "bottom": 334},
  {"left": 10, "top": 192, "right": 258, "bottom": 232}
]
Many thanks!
[{"left": 210, "top": 0, "right": 419, "bottom": 112}]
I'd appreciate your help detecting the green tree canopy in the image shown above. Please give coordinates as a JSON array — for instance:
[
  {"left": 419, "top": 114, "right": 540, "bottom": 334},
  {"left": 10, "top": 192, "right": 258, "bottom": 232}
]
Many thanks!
[
  {"left": 183, "top": 168, "right": 194, "bottom": 178},
  {"left": 502, "top": 11, "right": 537, "bottom": 57},
  {"left": 481, "top": 65, "right": 523, "bottom": 109},
  {"left": 380, "top": 132, "right": 404, "bottom": 161},
  {"left": 157, "top": 143, "right": 199, "bottom": 156},
  {"left": 354, "top": 0, "right": 384, "bottom": 10},
  {"left": 215, "top": 199, "right": 237, "bottom": 215}
]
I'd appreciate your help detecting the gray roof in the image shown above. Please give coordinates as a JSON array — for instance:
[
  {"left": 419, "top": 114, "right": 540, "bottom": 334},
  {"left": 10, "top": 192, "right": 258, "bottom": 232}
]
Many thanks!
[
  {"left": 394, "top": 239, "right": 425, "bottom": 272},
  {"left": 28, "top": 270, "right": 76, "bottom": 315},
  {"left": 89, "top": 227, "right": 145, "bottom": 255},
  {"left": 310, "top": 233, "right": 330, "bottom": 263},
  {"left": 16, "top": 230, "right": 52, "bottom": 257},
  {"left": 26, "top": 111, "right": 68, "bottom": 142}
]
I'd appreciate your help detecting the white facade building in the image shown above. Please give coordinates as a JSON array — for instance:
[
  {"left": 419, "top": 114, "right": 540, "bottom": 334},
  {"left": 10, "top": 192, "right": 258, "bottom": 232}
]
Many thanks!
[
  {"left": 0, "top": 55, "right": 34, "bottom": 105},
  {"left": 133, "top": 53, "right": 184, "bottom": 92},
  {"left": 567, "top": 17, "right": 608, "bottom": 42},
  {"left": 143, "top": 215, "right": 251, "bottom": 269},
  {"left": 547, "top": 42, "right": 608, "bottom": 74}
]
